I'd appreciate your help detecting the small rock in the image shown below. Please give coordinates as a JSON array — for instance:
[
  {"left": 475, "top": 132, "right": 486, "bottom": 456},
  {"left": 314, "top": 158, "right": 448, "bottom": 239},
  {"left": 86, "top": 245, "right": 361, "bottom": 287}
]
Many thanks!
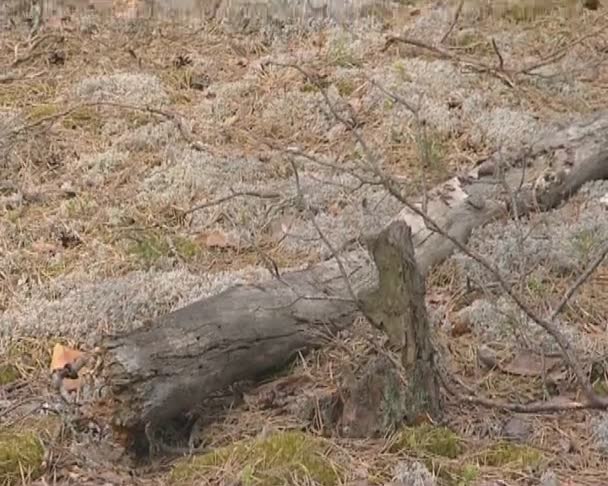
[
  {"left": 387, "top": 461, "right": 435, "bottom": 486},
  {"left": 477, "top": 345, "right": 498, "bottom": 370},
  {"left": 500, "top": 416, "right": 532, "bottom": 443}
]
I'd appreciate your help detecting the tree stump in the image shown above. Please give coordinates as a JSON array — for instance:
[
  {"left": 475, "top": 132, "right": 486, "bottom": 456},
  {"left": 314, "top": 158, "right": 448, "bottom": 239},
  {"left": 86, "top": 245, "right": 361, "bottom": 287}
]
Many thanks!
[{"left": 371, "top": 222, "right": 442, "bottom": 423}]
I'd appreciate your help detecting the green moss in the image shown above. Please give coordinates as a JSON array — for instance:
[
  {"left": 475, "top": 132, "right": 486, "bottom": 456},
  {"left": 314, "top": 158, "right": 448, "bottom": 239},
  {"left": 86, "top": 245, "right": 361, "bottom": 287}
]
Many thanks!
[
  {"left": 170, "top": 431, "right": 341, "bottom": 486},
  {"left": 0, "top": 431, "right": 44, "bottom": 484},
  {"left": 125, "top": 111, "right": 152, "bottom": 129},
  {"left": 390, "top": 425, "right": 462, "bottom": 459},
  {"left": 0, "top": 364, "right": 20, "bottom": 385},
  {"left": 62, "top": 106, "right": 102, "bottom": 132},
  {"left": 327, "top": 35, "right": 361, "bottom": 68},
  {"left": 476, "top": 441, "right": 545, "bottom": 469},
  {"left": 449, "top": 463, "right": 480, "bottom": 486},
  {"left": 127, "top": 232, "right": 200, "bottom": 266},
  {"left": 335, "top": 78, "right": 356, "bottom": 97},
  {"left": 392, "top": 61, "right": 412, "bottom": 82},
  {"left": 0, "top": 417, "right": 59, "bottom": 485},
  {"left": 26, "top": 103, "right": 59, "bottom": 121},
  {"left": 173, "top": 236, "right": 200, "bottom": 259},
  {"left": 497, "top": 0, "right": 578, "bottom": 22},
  {"left": 593, "top": 380, "right": 608, "bottom": 396},
  {"left": 526, "top": 275, "right": 549, "bottom": 297},
  {"left": 3, "top": 340, "right": 50, "bottom": 376},
  {"left": 128, "top": 233, "right": 170, "bottom": 264},
  {"left": 571, "top": 227, "right": 601, "bottom": 263},
  {"left": 6, "top": 209, "right": 22, "bottom": 223}
]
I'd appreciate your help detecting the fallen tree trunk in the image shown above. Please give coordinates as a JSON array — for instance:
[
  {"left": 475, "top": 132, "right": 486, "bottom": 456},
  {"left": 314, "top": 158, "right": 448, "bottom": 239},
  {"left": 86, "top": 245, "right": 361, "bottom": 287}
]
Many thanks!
[{"left": 102, "top": 110, "right": 608, "bottom": 452}]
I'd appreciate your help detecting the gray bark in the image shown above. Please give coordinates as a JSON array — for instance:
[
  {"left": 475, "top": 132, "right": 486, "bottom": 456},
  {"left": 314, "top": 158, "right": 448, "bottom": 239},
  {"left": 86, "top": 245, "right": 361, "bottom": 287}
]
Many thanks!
[{"left": 360, "top": 222, "right": 442, "bottom": 424}]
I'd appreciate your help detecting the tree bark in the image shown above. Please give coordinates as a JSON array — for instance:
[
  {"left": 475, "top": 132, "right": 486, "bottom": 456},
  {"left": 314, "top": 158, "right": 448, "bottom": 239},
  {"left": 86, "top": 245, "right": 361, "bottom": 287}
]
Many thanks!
[
  {"left": 339, "top": 221, "right": 441, "bottom": 438},
  {"left": 101, "top": 110, "right": 608, "bottom": 452}
]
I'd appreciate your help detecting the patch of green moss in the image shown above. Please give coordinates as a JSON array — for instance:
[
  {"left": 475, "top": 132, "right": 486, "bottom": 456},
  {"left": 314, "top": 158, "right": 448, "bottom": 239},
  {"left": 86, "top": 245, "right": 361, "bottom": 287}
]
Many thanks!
[
  {"left": 4, "top": 340, "right": 51, "bottom": 376},
  {"left": 0, "top": 431, "right": 44, "bottom": 484},
  {"left": 390, "top": 424, "right": 462, "bottom": 459},
  {"left": 128, "top": 233, "right": 170, "bottom": 264},
  {"left": 64, "top": 196, "right": 99, "bottom": 219},
  {"left": 447, "top": 463, "right": 480, "bottom": 486},
  {"left": 327, "top": 35, "right": 361, "bottom": 68},
  {"left": 173, "top": 236, "right": 200, "bottom": 260},
  {"left": 571, "top": 227, "right": 601, "bottom": 263},
  {"left": 62, "top": 106, "right": 102, "bottom": 132},
  {"left": 169, "top": 431, "right": 341, "bottom": 486},
  {"left": 0, "top": 364, "right": 20, "bottom": 385},
  {"left": 0, "top": 417, "right": 59, "bottom": 485},
  {"left": 6, "top": 209, "right": 22, "bottom": 223},
  {"left": 593, "top": 380, "right": 608, "bottom": 396},
  {"left": 526, "top": 275, "right": 549, "bottom": 297},
  {"left": 499, "top": 0, "right": 578, "bottom": 22},
  {"left": 127, "top": 232, "right": 200, "bottom": 266},
  {"left": 125, "top": 111, "right": 152, "bottom": 129},
  {"left": 334, "top": 78, "right": 356, "bottom": 97},
  {"left": 26, "top": 103, "right": 59, "bottom": 121},
  {"left": 392, "top": 61, "right": 412, "bottom": 82},
  {"left": 476, "top": 441, "right": 545, "bottom": 469}
]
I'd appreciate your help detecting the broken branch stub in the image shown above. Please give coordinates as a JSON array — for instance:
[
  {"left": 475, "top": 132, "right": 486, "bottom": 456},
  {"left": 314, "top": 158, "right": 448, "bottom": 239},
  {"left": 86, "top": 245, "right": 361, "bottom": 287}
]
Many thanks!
[{"left": 359, "top": 221, "right": 443, "bottom": 423}]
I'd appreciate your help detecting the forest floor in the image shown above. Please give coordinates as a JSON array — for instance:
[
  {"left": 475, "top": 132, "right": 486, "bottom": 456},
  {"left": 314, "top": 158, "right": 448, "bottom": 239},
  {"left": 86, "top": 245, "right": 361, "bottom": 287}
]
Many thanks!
[{"left": 1, "top": 1, "right": 608, "bottom": 485}]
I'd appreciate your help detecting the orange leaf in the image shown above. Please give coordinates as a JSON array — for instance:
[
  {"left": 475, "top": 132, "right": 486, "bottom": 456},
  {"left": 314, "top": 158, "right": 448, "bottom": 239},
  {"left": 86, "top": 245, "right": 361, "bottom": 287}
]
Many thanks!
[{"left": 50, "top": 343, "right": 84, "bottom": 392}]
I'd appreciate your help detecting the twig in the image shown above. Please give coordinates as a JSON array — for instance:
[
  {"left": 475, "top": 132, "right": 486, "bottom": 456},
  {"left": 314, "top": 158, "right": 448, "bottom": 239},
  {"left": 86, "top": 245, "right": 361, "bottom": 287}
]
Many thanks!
[
  {"left": 439, "top": 370, "right": 590, "bottom": 413},
  {"left": 5, "top": 101, "right": 207, "bottom": 156},
  {"left": 491, "top": 38, "right": 504, "bottom": 71},
  {"left": 440, "top": 0, "right": 464, "bottom": 45},
  {"left": 550, "top": 243, "right": 608, "bottom": 320},
  {"left": 383, "top": 35, "right": 515, "bottom": 87},
  {"left": 518, "top": 21, "right": 608, "bottom": 75},
  {"left": 288, "top": 158, "right": 359, "bottom": 304},
  {"left": 181, "top": 190, "right": 281, "bottom": 218},
  {"left": 278, "top": 62, "right": 608, "bottom": 410}
]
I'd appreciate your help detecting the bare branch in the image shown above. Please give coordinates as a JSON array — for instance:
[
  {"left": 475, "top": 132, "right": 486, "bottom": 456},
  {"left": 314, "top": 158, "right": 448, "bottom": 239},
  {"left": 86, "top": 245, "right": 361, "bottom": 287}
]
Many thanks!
[
  {"left": 440, "top": 0, "right": 464, "bottom": 45},
  {"left": 550, "top": 243, "right": 608, "bottom": 320},
  {"left": 181, "top": 190, "right": 282, "bottom": 218},
  {"left": 278, "top": 61, "right": 608, "bottom": 409}
]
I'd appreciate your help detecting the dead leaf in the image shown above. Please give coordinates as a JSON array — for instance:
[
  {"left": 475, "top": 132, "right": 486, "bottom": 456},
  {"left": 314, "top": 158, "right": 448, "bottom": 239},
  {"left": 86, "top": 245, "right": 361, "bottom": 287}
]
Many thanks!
[
  {"left": 450, "top": 318, "right": 471, "bottom": 337},
  {"left": 502, "top": 350, "right": 562, "bottom": 377},
  {"left": 50, "top": 343, "right": 84, "bottom": 392}
]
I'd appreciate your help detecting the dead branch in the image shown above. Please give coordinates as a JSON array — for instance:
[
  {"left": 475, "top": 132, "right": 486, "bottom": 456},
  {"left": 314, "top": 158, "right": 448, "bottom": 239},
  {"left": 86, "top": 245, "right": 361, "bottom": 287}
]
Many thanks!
[
  {"left": 279, "top": 63, "right": 608, "bottom": 411},
  {"left": 440, "top": 0, "right": 464, "bottom": 45}
]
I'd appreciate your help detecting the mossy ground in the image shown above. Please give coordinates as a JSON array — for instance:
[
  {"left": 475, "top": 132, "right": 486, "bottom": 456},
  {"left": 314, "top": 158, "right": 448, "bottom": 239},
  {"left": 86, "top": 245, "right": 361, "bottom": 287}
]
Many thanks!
[
  {"left": 170, "top": 431, "right": 342, "bottom": 486},
  {"left": 0, "top": 417, "right": 61, "bottom": 486},
  {"left": 1, "top": 0, "right": 608, "bottom": 484}
]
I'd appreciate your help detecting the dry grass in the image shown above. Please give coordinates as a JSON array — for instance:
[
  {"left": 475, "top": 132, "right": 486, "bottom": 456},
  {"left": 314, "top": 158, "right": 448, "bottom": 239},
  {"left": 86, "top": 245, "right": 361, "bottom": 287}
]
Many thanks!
[{"left": 1, "top": 0, "right": 608, "bottom": 484}]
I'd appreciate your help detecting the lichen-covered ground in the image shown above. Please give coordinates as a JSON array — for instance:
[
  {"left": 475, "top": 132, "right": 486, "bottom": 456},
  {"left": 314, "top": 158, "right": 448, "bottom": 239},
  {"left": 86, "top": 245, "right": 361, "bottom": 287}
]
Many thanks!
[{"left": 1, "top": 0, "right": 608, "bottom": 484}]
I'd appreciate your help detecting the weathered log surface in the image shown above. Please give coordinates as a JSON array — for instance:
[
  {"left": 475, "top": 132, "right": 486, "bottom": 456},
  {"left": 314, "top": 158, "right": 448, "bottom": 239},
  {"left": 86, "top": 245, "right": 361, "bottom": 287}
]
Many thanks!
[
  {"left": 102, "top": 110, "right": 608, "bottom": 449},
  {"left": 340, "top": 222, "right": 441, "bottom": 438}
]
